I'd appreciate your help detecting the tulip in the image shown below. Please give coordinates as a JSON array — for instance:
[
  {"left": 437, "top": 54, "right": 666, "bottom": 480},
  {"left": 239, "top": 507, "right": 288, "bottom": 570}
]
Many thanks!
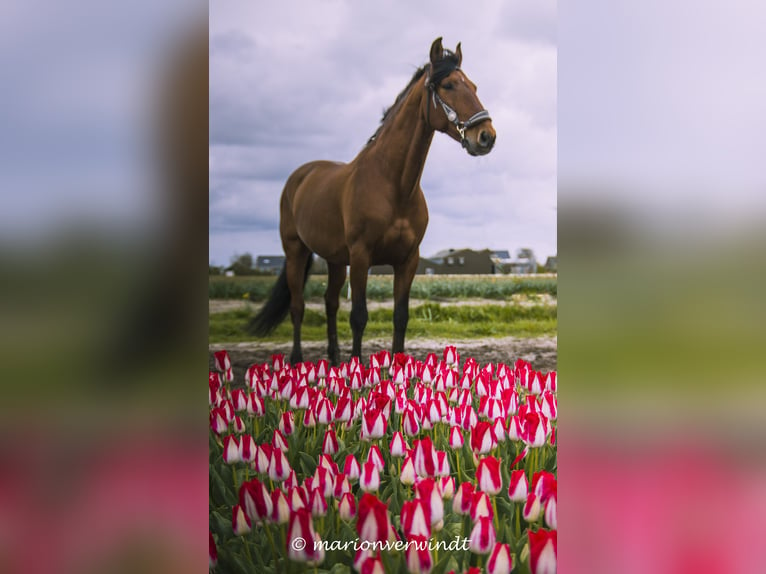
[
  {"left": 356, "top": 493, "right": 390, "bottom": 543},
  {"left": 231, "top": 389, "right": 248, "bottom": 411},
  {"left": 400, "top": 499, "right": 431, "bottom": 539},
  {"left": 269, "top": 448, "right": 291, "bottom": 482},
  {"left": 358, "top": 555, "right": 385, "bottom": 574},
  {"left": 254, "top": 443, "right": 272, "bottom": 474},
  {"left": 343, "top": 454, "right": 361, "bottom": 482},
  {"left": 402, "top": 408, "right": 421, "bottom": 437},
  {"left": 532, "top": 471, "right": 557, "bottom": 502},
  {"left": 544, "top": 492, "right": 557, "bottom": 530},
  {"left": 523, "top": 493, "right": 542, "bottom": 522},
  {"left": 470, "top": 490, "right": 493, "bottom": 522},
  {"left": 323, "top": 428, "right": 339, "bottom": 455},
  {"left": 315, "top": 396, "right": 335, "bottom": 425},
  {"left": 453, "top": 482, "right": 475, "bottom": 515},
  {"left": 415, "top": 477, "right": 444, "bottom": 528},
  {"left": 361, "top": 408, "right": 387, "bottom": 440},
  {"left": 390, "top": 431, "right": 409, "bottom": 457},
  {"left": 400, "top": 456, "right": 416, "bottom": 485},
  {"left": 287, "top": 485, "right": 307, "bottom": 511},
  {"left": 469, "top": 516, "right": 496, "bottom": 555},
  {"left": 360, "top": 460, "right": 380, "bottom": 492},
  {"left": 310, "top": 487, "right": 328, "bottom": 517},
  {"left": 248, "top": 394, "right": 265, "bottom": 417},
  {"left": 492, "top": 418, "right": 506, "bottom": 442},
  {"left": 240, "top": 435, "right": 256, "bottom": 463},
  {"left": 338, "top": 492, "right": 357, "bottom": 521},
  {"left": 209, "top": 531, "right": 217, "bottom": 569},
  {"left": 283, "top": 469, "right": 299, "bottom": 490},
  {"left": 405, "top": 535, "right": 433, "bottom": 574},
  {"left": 271, "top": 488, "right": 290, "bottom": 524},
  {"left": 233, "top": 415, "right": 246, "bottom": 434},
  {"left": 223, "top": 367, "right": 234, "bottom": 383},
  {"left": 279, "top": 411, "right": 295, "bottom": 435},
  {"left": 210, "top": 408, "right": 228, "bottom": 435},
  {"left": 449, "top": 426, "right": 464, "bottom": 449},
  {"left": 507, "top": 469, "right": 529, "bottom": 502},
  {"left": 522, "top": 412, "right": 548, "bottom": 448},
  {"left": 487, "top": 542, "right": 514, "bottom": 574},
  {"left": 334, "top": 396, "right": 353, "bottom": 422},
  {"left": 367, "top": 444, "right": 385, "bottom": 471},
  {"left": 438, "top": 476, "right": 455, "bottom": 499},
  {"left": 272, "top": 428, "right": 289, "bottom": 451},
  {"left": 470, "top": 421, "right": 497, "bottom": 455},
  {"left": 476, "top": 456, "right": 502, "bottom": 495},
  {"left": 310, "top": 466, "right": 334, "bottom": 498},
  {"left": 436, "top": 451, "right": 450, "bottom": 477},
  {"left": 222, "top": 435, "right": 241, "bottom": 464},
  {"left": 239, "top": 478, "right": 272, "bottom": 525},
  {"left": 528, "top": 529, "right": 557, "bottom": 574},
  {"left": 213, "top": 349, "right": 231, "bottom": 372},
  {"left": 232, "top": 503, "right": 251, "bottom": 536},
  {"left": 544, "top": 371, "right": 557, "bottom": 393},
  {"left": 443, "top": 345, "right": 459, "bottom": 367},
  {"left": 413, "top": 436, "right": 438, "bottom": 477},
  {"left": 507, "top": 415, "right": 524, "bottom": 442},
  {"left": 334, "top": 473, "right": 351, "bottom": 498},
  {"left": 540, "top": 391, "right": 557, "bottom": 420},
  {"left": 287, "top": 507, "right": 325, "bottom": 566}
]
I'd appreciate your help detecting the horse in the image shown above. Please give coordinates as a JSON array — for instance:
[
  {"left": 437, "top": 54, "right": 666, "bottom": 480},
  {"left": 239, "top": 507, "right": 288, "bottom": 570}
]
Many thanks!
[{"left": 249, "top": 37, "right": 496, "bottom": 365}]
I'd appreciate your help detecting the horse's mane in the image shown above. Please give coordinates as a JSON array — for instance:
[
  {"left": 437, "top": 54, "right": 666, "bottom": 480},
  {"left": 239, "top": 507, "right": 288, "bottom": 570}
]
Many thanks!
[{"left": 366, "top": 50, "right": 460, "bottom": 145}]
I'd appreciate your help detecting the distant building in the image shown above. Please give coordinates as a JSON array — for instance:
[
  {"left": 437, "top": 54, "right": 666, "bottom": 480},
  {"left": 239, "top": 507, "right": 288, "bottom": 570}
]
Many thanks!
[
  {"left": 507, "top": 248, "right": 538, "bottom": 274},
  {"left": 255, "top": 255, "right": 285, "bottom": 274},
  {"left": 544, "top": 256, "right": 557, "bottom": 272},
  {"left": 429, "top": 248, "right": 496, "bottom": 274}
]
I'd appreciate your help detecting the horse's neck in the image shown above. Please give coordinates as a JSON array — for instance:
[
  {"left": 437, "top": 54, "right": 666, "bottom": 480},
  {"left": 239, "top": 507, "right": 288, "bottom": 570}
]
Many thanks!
[{"left": 365, "top": 86, "right": 434, "bottom": 201}]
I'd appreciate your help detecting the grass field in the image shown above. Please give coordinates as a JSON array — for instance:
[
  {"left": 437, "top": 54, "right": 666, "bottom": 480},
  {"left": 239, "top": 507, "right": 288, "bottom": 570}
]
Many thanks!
[
  {"left": 209, "top": 274, "right": 557, "bottom": 343},
  {"left": 209, "top": 274, "right": 557, "bottom": 301}
]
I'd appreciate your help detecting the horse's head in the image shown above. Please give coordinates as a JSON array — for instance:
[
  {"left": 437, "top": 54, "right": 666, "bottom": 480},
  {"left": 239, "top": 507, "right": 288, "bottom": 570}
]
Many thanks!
[{"left": 424, "top": 37, "right": 496, "bottom": 156}]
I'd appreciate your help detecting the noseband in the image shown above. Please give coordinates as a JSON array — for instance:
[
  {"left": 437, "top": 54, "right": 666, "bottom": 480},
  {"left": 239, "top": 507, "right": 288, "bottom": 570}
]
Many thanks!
[{"left": 426, "top": 72, "right": 491, "bottom": 148}]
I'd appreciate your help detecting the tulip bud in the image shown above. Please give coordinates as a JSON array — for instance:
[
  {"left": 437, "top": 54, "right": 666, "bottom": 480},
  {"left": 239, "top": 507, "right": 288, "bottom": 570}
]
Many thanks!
[
  {"left": 338, "top": 492, "right": 357, "bottom": 521},
  {"left": 232, "top": 503, "right": 251, "bottom": 536},
  {"left": 222, "top": 435, "right": 241, "bottom": 464},
  {"left": 400, "top": 456, "right": 416, "bottom": 486},
  {"left": 400, "top": 499, "right": 431, "bottom": 539},
  {"left": 367, "top": 444, "right": 385, "bottom": 471},
  {"left": 360, "top": 460, "right": 380, "bottom": 492},
  {"left": 356, "top": 493, "right": 390, "bottom": 544},
  {"left": 469, "top": 516, "right": 496, "bottom": 555},
  {"left": 528, "top": 529, "right": 557, "bottom": 574},
  {"left": 476, "top": 456, "right": 502, "bottom": 495},
  {"left": 487, "top": 542, "right": 514, "bottom": 574},
  {"left": 453, "top": 482, "right": 475, "bottom": 515},
  {"left": 390, "top": 431, "right": 409, "bottom": 457},
  {"left": 507, "top": 469, "right": 529, "bottom": 502},
  {"left": 405, "top": 535, "right": 433, "bottom": 574},
  {"left": 271, "top": 488, "right": 290, "bottom": 524},
  {"left": 523, "top": 493, "right": 542, "bottom": 522},
  {"left": 287, "top": 507, "right": 325, "bottom": 566},
  {"left": 343, "top": 454, "right": 361, "bottom": 482},
  {"left": 323, "top": 428, "right": 339, "bottom": 455},
  {"left": 449, "top": 426, "right": 464, "bottom": 449},
  {"left": 209, "top": 531, "right": 217, "bottom": 569}
]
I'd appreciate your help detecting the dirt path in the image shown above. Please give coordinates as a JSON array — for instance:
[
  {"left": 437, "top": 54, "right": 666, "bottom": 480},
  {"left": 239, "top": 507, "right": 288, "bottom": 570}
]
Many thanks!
[
  {"left": 209, "top": 335, "right": 557, "bottom": 380},
  {"left": 209, "top": 294, "right": 556, "bottom": 315}
]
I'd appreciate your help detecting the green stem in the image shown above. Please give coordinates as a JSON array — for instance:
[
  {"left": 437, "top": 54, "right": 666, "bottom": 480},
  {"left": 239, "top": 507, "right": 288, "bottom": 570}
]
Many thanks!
[
  {"left": 243, "top": 537, "right": 253, "bottom": 564},
  {"left": 515, "top": 502, "right": 521, "bottom": 540}
]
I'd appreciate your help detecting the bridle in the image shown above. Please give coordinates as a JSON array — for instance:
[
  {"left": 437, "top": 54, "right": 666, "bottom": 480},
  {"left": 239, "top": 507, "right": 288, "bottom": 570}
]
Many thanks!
[{"left": 426, "top": 70, "right": 491, "bottom": 149}]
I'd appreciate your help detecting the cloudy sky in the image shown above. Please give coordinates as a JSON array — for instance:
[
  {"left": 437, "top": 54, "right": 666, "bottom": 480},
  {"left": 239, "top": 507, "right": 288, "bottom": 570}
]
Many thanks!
[{"left": 209, "top": 0, "right": 556, "bottom": 266}]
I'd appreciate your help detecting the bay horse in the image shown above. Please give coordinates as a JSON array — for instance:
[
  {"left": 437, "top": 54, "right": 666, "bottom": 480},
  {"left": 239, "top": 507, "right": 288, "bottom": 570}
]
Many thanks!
[{"left": 249, "top": 37, "right": 496, "bottom": 365}]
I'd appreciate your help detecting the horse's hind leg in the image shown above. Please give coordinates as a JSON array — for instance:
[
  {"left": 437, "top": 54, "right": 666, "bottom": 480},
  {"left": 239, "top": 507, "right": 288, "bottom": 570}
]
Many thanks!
[
  {"left": 284, "top": 240, "right": 311, "bottom": 365},
  {"left": 325, "top": 262, "right": 347, "bottom": 366}
]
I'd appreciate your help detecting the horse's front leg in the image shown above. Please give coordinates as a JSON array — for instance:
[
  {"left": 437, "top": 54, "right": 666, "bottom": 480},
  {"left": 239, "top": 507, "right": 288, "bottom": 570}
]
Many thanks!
[
  {"left": 348, "top": 249, "right": 370, "bottom": 359},
  {"left": 392, "top": 251, "right": 419, "bottom": 355},
  {"left": 285, "top": 246, "right": 311, "bottom": 365}
]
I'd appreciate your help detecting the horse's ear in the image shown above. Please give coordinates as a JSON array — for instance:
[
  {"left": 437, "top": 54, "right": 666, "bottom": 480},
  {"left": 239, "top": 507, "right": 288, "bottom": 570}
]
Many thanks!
[
  {"left": 430, "top": 37, "right": 444, "bottom": 64},
  {"left": 455, "top": 42, "right": 462, "bottom": 67}
]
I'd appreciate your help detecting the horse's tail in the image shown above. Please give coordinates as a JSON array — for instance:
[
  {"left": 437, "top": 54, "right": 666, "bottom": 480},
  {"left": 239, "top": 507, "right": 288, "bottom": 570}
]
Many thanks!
[{"left": 247, "top": 255, "right": 314, "bottom": 336}]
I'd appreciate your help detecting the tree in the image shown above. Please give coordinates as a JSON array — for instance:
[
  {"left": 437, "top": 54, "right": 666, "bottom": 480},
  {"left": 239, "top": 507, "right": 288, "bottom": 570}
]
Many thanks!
[{"left": 228, "top": 252, "right": 254, "bottom": 276}]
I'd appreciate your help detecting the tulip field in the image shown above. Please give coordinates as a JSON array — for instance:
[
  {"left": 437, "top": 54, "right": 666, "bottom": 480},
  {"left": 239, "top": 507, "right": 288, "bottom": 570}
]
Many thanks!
[{"left": 209, "top": 347, "right": 557, "bottom": 573}]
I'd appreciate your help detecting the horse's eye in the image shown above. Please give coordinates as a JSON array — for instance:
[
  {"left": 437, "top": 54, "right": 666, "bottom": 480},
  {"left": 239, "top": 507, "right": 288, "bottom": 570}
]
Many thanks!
[{"left": 442, "top": 82, "right": 454, "bottom": 90}]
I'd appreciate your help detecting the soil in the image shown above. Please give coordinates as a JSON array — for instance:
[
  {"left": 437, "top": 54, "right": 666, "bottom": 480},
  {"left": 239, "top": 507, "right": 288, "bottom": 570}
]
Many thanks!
[{"left": 209, "top": 335, "right": 557, "bottom": 382}]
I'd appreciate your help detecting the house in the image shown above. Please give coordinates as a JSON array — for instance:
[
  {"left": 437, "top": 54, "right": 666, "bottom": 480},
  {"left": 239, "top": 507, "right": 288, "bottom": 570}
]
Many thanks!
[
  {"left": 255, "top": 255, "right": 285, "bottom": 274},
  {"left": 429, "top": 248, "right": 496, "bottom": 274}
]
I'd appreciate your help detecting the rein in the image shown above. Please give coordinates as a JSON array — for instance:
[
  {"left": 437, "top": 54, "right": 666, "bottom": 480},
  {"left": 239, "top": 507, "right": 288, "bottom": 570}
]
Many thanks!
[{"left": 426, "top": 71, "right": 491, "bottom": 148}]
